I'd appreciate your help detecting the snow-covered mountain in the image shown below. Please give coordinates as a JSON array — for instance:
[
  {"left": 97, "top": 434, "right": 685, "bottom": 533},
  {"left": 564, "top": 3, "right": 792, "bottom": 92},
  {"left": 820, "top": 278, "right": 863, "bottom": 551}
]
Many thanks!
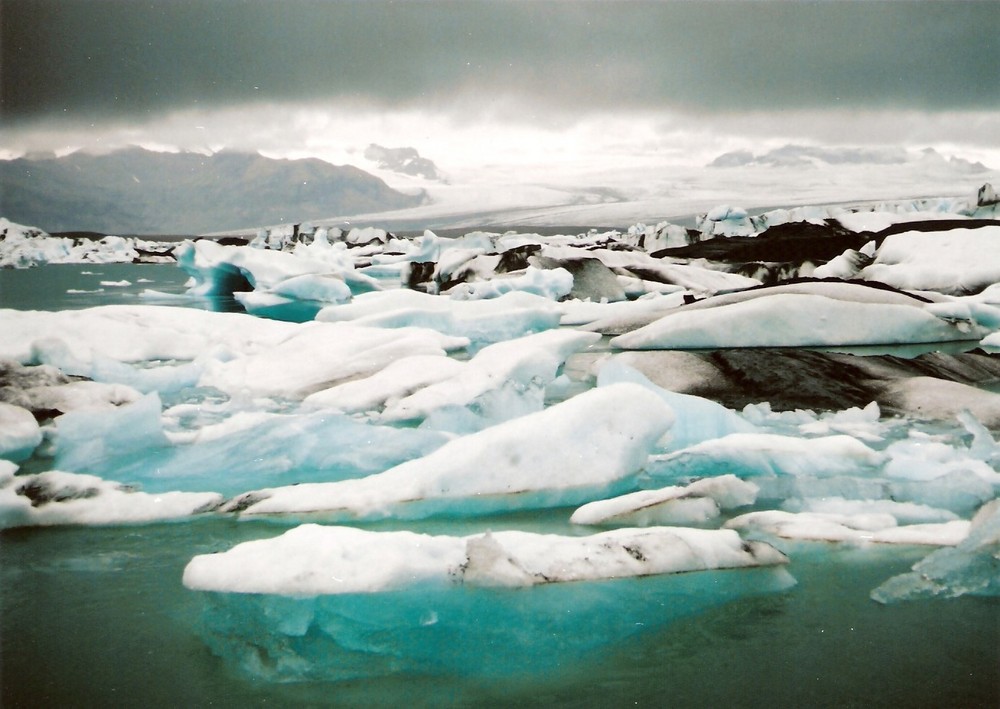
[
  {"left": 709, "top": 144, "right": 990, "bottom": 172},
  {"left": 0, "top": 148, "right": 425, "bottom": 235},
  {"left": 364, "top": 144, "right": 443, "bottom": 181}
]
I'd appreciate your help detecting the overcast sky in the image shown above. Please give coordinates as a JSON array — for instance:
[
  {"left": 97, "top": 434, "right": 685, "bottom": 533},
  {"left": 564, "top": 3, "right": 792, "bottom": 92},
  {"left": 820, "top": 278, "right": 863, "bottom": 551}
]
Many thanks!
[{"left": 3, "top": 0, "right": 999, "bottom": 171}]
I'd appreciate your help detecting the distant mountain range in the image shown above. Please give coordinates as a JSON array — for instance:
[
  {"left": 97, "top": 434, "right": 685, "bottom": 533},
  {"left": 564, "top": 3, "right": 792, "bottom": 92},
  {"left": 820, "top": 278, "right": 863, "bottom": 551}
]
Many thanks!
[
  {"left": 709, "top": 145, "right": 990, "bottom": 172},
  {"left": 0, "top": 148, "right": 426, "bottom": 235},
  {"left": 364, "top": 144, "right": 442, "bottom": 181}
]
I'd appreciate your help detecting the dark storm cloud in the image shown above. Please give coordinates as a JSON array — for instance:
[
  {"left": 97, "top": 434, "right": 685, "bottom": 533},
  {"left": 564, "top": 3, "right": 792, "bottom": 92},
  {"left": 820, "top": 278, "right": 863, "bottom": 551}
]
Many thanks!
[{"left": 3, "top": 0, "right": 998, "bottom": 126}]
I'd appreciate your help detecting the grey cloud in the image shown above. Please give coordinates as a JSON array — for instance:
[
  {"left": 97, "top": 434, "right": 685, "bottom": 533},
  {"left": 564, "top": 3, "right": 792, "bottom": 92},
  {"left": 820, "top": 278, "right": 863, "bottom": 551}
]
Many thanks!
[{"left": 3, "top": 0, "right": 998, "bottom": 127}]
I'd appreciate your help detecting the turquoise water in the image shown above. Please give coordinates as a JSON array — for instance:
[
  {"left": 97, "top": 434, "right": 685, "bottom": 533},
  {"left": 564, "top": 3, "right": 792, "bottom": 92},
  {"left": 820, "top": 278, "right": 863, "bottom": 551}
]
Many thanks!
[{"left": 1, "top": 264, "right": 998, "bottom": 707}]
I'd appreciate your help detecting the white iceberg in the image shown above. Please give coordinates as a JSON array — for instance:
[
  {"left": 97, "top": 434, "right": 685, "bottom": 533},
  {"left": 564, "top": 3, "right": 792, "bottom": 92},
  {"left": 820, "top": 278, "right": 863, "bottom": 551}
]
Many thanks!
[
  {"left": 570, "top": 474, "right": 758, "bottom": 527},
  {"left": 0, "top": 465, "right": 221, "bottom": 529},
  {"left": 317, "top": 289, "right": 563, "bottom": 343},
  {"left": 648, "top": 432, "right": 885, "bottom": 482},
  {"left": 612, "top": 285, "right": 987, "bottom": 350},
  {"left": 223, "top": 383, "right": 675, "bottom": 519},
  {"left": 860, "top": 226, "right": 1000, "bottom": 295},
  {"left": 181, "top": 523, "right": 792, "bottom": 681},
  {"left": 725, "top": 509, "right": 970, "bottom": 546}
]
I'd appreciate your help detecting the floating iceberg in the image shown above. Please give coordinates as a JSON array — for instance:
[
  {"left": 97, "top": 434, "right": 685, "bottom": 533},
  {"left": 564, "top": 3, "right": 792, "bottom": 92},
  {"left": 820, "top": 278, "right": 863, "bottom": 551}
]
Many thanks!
[
  {"left": 317, "top": 289, "right": 562, "bottom": 344},
  {"left": 612, "top": 283, "right": 987, "bottom": 350},
  {"left": 0, "top": 403, "right": 42, "bottom": 462},
  {"left": 725, "top": 509, "right": 970, "bottom": 546},
  {"left": 860, "top": 226, "right": 1000, "bottom": 295},
  {"left": 647, "top": 432, "right": 885, "bottom": 482},
  {"left": 871, "top": 499, "right": 1000, "bottom": 602},
  {"left": 0, "top": 464, "right": 221, "bottom": 529},
  {"left": 222, "top": 383, "right": 674, "bottom": 520},
  {"left": 570, "top": 474, "right": 758, "bottom": 527},
  {"left": 380, "top": 329, "right": 600, "bottom": 430},
  {"left": 54, "top": 397, "right": 451, "bottom": 496},
  {"left": 596, "top": 358, "right": 757, "bottom": 449},
  {"left": 182, "top": 524, "right": 792, "bottom": 680}
]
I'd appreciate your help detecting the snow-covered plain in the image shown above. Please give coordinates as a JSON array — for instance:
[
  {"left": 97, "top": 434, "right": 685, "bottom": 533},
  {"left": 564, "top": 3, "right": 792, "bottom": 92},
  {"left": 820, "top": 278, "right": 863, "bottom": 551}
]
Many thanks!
[{"left": 2, "top": 186, "right": 999, "bottom": 691}]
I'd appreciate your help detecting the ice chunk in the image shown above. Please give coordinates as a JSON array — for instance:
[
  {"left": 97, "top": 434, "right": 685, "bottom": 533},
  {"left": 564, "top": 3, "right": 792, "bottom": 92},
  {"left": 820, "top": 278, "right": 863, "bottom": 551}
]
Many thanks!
[
  {"left": 883, "top": 434, "right": 1000, "bottom": 484},
  {"left": 871, "top": 499, "right": 1000, "bottom": 602},
  {"left": 612, "top": 291, "right": 986, "bottom": 350},
  {"left": 860, "top": 226, "right": 1000, "bottom": 295},
  {"left": 200, "top": 322, "right": 467, "bottom": 399},
  {"left": 0, "top": 305, "right": 301, "bottom": 364},
  {"left": 571, "top": 474, "right": 758, "bottom": 527},
  {"left": 0, "top": 402, "right": 42, "bottom": 462},
  {"left": 317, "top": 289, "right": 562, "bottom": 344},
  {"left": 878, "top": 377, "right": 1000, "bottom": 428},
  {"left": 648, "top": 433, "right": 884, "bottom": 482},
  {"left": 0, "top": 469, "right": 221, "bottom": 529},
  {"left": 781, "top": 497, "right": 959, "bottom": 525},
  {"left": 446, "top": 266, "right": 574, "bottom": 301},
  {"left": 303, "top": 355, "right": 466, "bottom": 413},
  {"left": 29, "top": 337, "right": 200, "bottom": 395},
  {"left": 53, "top": 392, "right": 171, "bottom": 474},
  {"left": 381, "top": 329, "right": 601, "bottom": 429},
  {"left": 182, "top": 524, "right": 792, "bottom": 680},
  {"left": 725, "top": 510, "right": 970, "bottom": 546},
  {"left": 184, "top": 524, "right": 788, "bottom": 594},
  {"left": 75, "top": 408, "right": 450, "bottom": 496},
  {"left": 597, "top": 358, "right": 757, "bottom": 449},
  {"left": 223, "top": 383, "right": 675, "bottom": 519}
]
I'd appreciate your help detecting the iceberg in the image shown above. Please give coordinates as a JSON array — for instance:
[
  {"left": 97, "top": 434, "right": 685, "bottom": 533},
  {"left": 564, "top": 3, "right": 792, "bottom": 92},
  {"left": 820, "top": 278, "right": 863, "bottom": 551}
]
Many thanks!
[
  {"left": 56, "top": 403, "right": 451, "bottom": 496},
  {"left": 860, "top": 226, "right": 1000, "bottom": 295},
  {"left": 222, "top": 383, "right": 675, "bottom": 520},
  {"left": 182, "top": 524, "right": 792, "bottom": 680},
  {"left": 0, "top": 402, "right": 42, "bottom": 462},
  {"left": 725, "top": 509, "right": 970, "bottom": 546},
  {"left": 317, "top": 289, "right": 563, "bottom": 344},
  {"left": 200, "top": 321, "right": 467, "bottom": 399},
  {"left": 596, "top": 358, "right": 757, "bottom": 449},
  {"left": 871, "top": 499, "right": 1000, "bottom": 602},
  {"left": 380, "top": 329, "right": 600, "bottom": 429},
  {"left": 570, "top": 474, "right": 758, "bottom": 527},
  {"left": 647, "top": 432, "right": 885, "bottom": 482},
  {"left": 612, "top": 287, "right": 987, "bottom": 350},
  {"left": 0, "top": 465, "right": 221, "bottom": 529}
]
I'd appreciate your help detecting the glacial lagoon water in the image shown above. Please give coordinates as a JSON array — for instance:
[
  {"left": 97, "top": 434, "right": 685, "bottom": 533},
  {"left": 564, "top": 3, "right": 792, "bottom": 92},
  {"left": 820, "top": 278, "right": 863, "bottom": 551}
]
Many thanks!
[{"left": 1, "top": 263, "right": 998, "bottom": 707}]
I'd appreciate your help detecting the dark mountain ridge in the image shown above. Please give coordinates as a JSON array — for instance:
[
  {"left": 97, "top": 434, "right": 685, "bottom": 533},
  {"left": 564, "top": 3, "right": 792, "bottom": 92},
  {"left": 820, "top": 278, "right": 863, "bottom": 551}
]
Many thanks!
[{"left": 0, "top": 148, "right": 425, "bottom": 235}]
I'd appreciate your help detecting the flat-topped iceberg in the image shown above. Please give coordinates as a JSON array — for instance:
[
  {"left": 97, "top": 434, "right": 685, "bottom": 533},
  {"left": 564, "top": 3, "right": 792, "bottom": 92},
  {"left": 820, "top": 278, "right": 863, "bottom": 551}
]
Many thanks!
[
  {"left": 182, "top": 524, "right": 792, "bottom": 680},
  {"left": 222, "top": 383, "right": 674, "bottom": 519},
  {"left": 184, "top": 524, "right": 789, "bottom": 594}
]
